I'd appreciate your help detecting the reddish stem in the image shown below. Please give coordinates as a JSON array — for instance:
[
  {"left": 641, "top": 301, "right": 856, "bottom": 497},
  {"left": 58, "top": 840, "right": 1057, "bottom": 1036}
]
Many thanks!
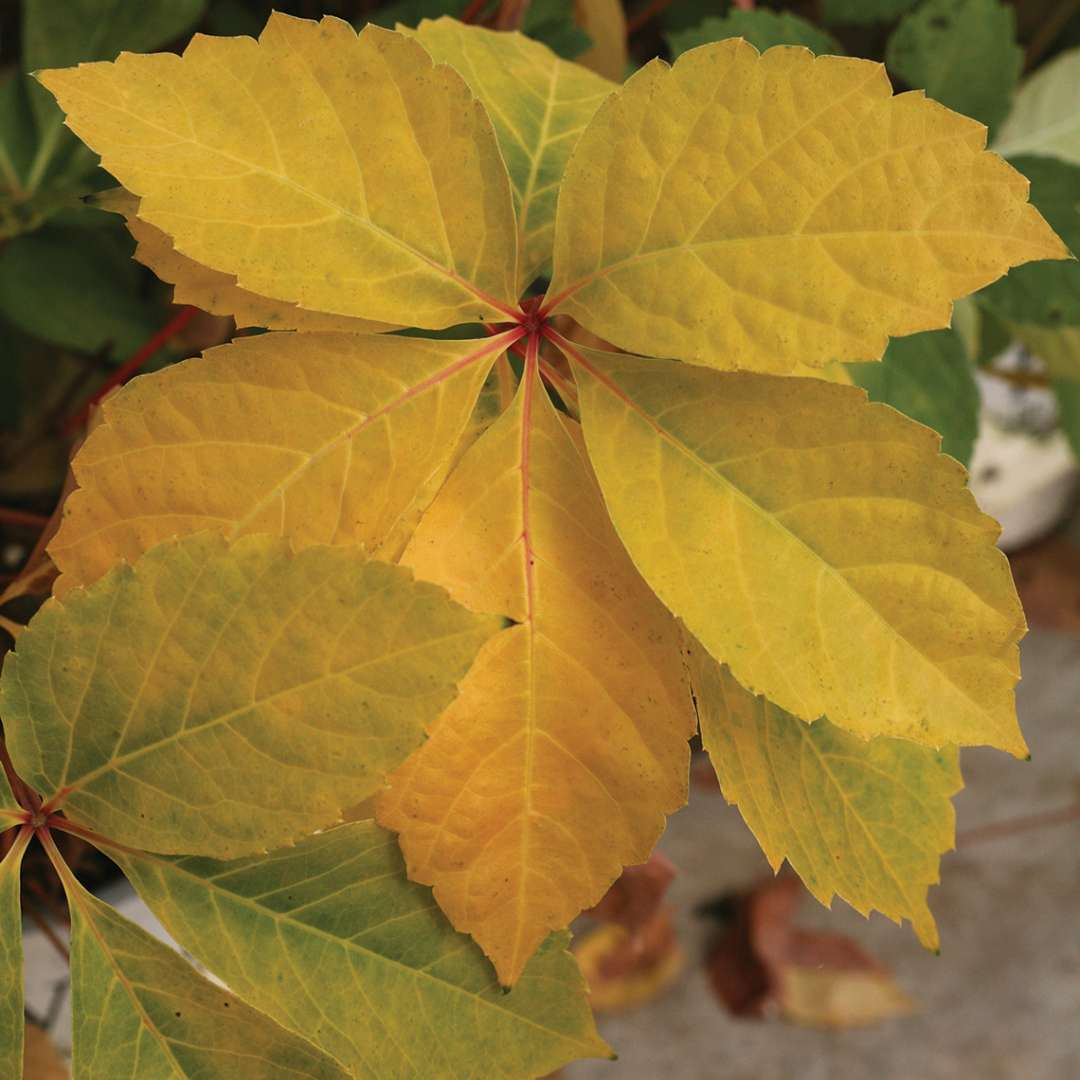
[
  {"left": 958, "top": 802, "right": 1080, "bottom": 848},
  {"left": 0, "top": 737, "right": 38, "bottom": 815},
  {"left": 0, "top": 507, "right": 49, "bottom": 531},
  {"left": 627, "top": 0, "right": 677, "bottom": 34},
  {"left": 63, "top": 305, "right": 200, "bottom": 435},
  {"left": 460, "top": 0, "right": 490, "bottom": 24}
]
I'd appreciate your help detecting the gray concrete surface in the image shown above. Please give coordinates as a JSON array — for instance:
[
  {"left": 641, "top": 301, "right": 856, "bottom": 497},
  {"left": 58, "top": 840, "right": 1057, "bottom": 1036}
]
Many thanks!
[{"left": 568, "top": 628, "right": 1080, "bottom": 1080}]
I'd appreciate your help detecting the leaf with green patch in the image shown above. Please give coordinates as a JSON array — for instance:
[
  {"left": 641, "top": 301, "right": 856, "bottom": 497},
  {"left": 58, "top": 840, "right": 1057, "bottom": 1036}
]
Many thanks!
[
  {"left": 668, "top": 10, "right": 842, "bottom": 60},
  {"left": 56, "top": 855, "right": 350, "bottom": 1079},
  {"left": 118, "top": 820, "right": 611, "bottom": 1079},
  {"left": 993, "top": 47, "right": 1080, "bottom": 165},
  {"left": 560, "top": 341, "right": 1026, "bottom": 756},
  {"left": 848, "top": 328, "right": 980, "bottom": 464},
  {"left": 885, "top": 0, "right": 1022, "bottom": 130},
  {"left": 692, "top": 648, "right": 961, "bottom": 951},
  {"left": 979, "top": 155, "right": 1080, "bottom": 327},
  {"left": 0, "top": 831, "right": 29, "bottom": 1080},
  {"left": 1, "top": 532, "right": 501, "bottom": 857},
  {"left": 408, "top": 18, "right": 613, "bottom": 287}
]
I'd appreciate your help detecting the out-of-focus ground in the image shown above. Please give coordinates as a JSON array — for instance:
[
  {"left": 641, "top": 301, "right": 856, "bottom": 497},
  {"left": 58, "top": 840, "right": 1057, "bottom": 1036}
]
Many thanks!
[{"left": 569, "top": 622, "right": 1080, "bottom": 1080}]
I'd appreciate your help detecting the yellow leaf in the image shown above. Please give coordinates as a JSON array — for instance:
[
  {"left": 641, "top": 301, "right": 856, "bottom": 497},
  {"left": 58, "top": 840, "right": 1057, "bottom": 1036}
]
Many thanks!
[
  {"left": 692, "top": 650, "right": 960, "bottom": 950},
  {"left": 545, "top": 40, "right": 1068, "bottom": 372},
  {"left": 96, "top": 189, "right": 395, "bottom": 333},
  {"left": 574, "top": 0, "right": 627, "bottom": 82},
  {"left": 48, "top": 330, "right": 519, "bottom": 595},
  {"left": 378, "top": 368, "right": 695, "bottom": 986},
  {"left": 39, "top": 15, "right": 520, "bottom": 328},
  {"left": 561, "top": 341, "right": 1027, "bottom": 756},
  {"left": 2, "top": 533, "right": 502, "bottom": 857},
  {"left": 408, "top": 19, "right": 613, "bottom": 287},
  {"left": 781, "top": 966, "right": 915, "bottom": 1028},
  {"left": 1009, "top": 321, "right": 1080, "bottom": 380}
]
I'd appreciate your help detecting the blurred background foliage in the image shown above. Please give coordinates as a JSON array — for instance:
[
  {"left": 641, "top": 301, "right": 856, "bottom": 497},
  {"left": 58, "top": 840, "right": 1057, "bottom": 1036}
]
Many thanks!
[{"left": 1, "top": 0, "right": 1080, "bottom": 575}]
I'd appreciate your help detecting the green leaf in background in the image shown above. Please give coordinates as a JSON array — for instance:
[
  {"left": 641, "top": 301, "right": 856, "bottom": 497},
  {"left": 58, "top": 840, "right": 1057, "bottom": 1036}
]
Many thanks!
[
  {"left": 0, "top": 220, "right": 161, "bottom": 359},
  {"left": 18, "top": 0, "right": 207, "bottom": 196},
  {"left": 1053, "top": 376, "right": 1080, "bottom": 459},
  {"left": 822, "top": 0, "right": 919, "bottom": 25},
  {"left": 522, "top": 0, "right": 593, "bottom": 60},
  {"left": 994, "top": 47, "right": 1080, "bottom": 165},
  {"left": 979, "top": 155, "right": 1080, "bottom": 327},
  {"left": 668, "top": 9, "right": 843, "bottom": 58},
  {"left": 886, "top": 0, "right": 1021, "bottom": 130},
  {"left": 60, "top": 863, "right": 350, "bottom": 1079},
  {"left": 848, "top": 328, "right": 980, "bottom": 465},
  {"left": 1010, "top": 322, "right": 1080, "bottom": 379},
  {"left": 119, "top": 821, "right": 611, "bottom": 1079},
  {"left": 1, "top": 533, "right": 502, "bottom": 858}
]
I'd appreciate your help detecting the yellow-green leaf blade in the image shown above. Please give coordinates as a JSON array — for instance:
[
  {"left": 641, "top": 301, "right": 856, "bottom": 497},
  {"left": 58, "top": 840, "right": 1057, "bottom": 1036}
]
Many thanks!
[
  {"left": 38, "top": 15, "right": 519, "bottom": 328},
  {"left": 96, "top": 189, "right": 397, "bottom": 333},
  {"left": 1, "top": 533, "right": 501, "bottom": 857},
  {"left": 118, "top": 820, "right": 610, "bottom": 1079},
  {"left": 409, "top": 18, "right": 613, "bottom": 287},
  {"left": 565, "top": 343, "right": 1027, "bottom": 756},
  {"left": 61, "top": 867, "right": 350, "bottom": 1080},
  {"left": 0, "top": 768, "right": 20, "bottom": 818},
  {"left": 48, "top": 330, "right": 515, "bottom": 595},
  {"left": 547, "top": 41, "right": 1068, "bottom": 372},
  {"left": 692, "top": 649, "right": 960, "bottom": 950},
  {"left": 379, "top": 370, "right": 696, "bottom": 985},
  {"left": 0, "top": 831, "right": 29, "bottom": 1080}
]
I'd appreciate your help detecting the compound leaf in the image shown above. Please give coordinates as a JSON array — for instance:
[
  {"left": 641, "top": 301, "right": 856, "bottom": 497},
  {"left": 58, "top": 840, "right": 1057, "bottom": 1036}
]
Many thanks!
[
  {"left": 848, "top": 328, "right": 980, "bottom": 465},
  {"left": 546, "top": 40, "right": 1067, "bottom": 372},
  {"left": 979, "top": 155, "right": 1080, "bottom": 327},
  {"left": 378, "top": 370, "right": 695, "bottom": 985},
  {"left": 692, "top": 649, "right": 961, "bottom": 950},
  {"left": 47, "top": 330, "right": 516, "bottom": 595},
  {"left": 97, "top": 190, "right": 396, "bottom": 333},
  {"left": 993, "top": 47, "right": 1080, "bottom": 165},
  {"left": 60, "top": 864, "right": 350, "bottom": 1080},
  {"left": 885, "top": 0, "right": 1021, "bottom": 130},
  {"left": 408, "top": 18, "right": 614, "bottom": 286},
  {"left": 39, "top": 15, "right": 519, "bottom": 329},
  {"left": 0, "top": 831, "right": 29, "bottom": 1080},
  {"left": 1, "top": 533, "right": 501, "bottom": 857},
  {"left": 119, "top": 820, "right": 610, "bottom": 1079},
  {"left": 668, "top": 10, "right": 842, "bottom": 59},
  {"left": 565, "top": 344, "right": 1027, "bottom": 756}
]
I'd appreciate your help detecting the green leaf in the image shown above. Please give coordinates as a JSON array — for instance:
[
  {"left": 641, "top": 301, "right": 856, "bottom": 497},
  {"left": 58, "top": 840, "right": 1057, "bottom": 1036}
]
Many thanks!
[
  {"left": 118, "top": 820, "right": 611, "bottom": 1079},
  {"left": 822, "top": 0, "right": 919, "bottom": 25},
  {"left": 522, "top": 0, "right": 593, "bottom": 60},
  {"left": 885, "top": 0, "right": 1022, "bottom": 130},
  {"left": 668, "top": 10, "right": 842, "bottom": 59},
  {"left": 563, "top": 342, "right": 1027, "bottom": 756},
  {"left": 22, "top": 0, "right": 208, "bottom": 194},
  {"left": 409, "top": 18, "right": 613, "bottom": 287},
  {"left": 1008, "top": 322, "right": 1080, "bottom": 379},
  {"left": 993, "top": 46, "right": 1080, "bottom": 165},
  {"left": 847, "top": 328, "right": 980, "bottom": 465},
  {"left": 0, "top": 221, "right": 161, "bottom": 358},
  {"left": 58, "top": 862, "right": 350, "bottom": 1079},
  {"left": 979, "top": 155, "right": 1080, "bottom": 327},
  {"left": 0, "top": 766, "right": 19, "bottom": 817},
  {"left": 0, "top": 73, "right": 36, "bottom": 195},
  {"left": 0, "top": 830, "right": 29, "bottom": 1080},
  {"left": 545, "top": 40, "right": 1067, "bottom": 372},
  {"left": 691, "top": 649, "right": 961, "bottom": 951},
  {"left": 1054, "top": 377, "right": 1080, "bottom": 459},
  {"left": 1, "top": 532, "right": 502, "bottom": 857}
]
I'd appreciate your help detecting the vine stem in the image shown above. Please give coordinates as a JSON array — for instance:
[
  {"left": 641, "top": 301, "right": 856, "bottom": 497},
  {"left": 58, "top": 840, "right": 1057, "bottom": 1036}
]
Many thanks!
[
  {"left": 0, "top": 507, "right": 49, "bottom": 530},
  {"left": 62, "top": 305, "right": 200, "bottom": 435}
]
